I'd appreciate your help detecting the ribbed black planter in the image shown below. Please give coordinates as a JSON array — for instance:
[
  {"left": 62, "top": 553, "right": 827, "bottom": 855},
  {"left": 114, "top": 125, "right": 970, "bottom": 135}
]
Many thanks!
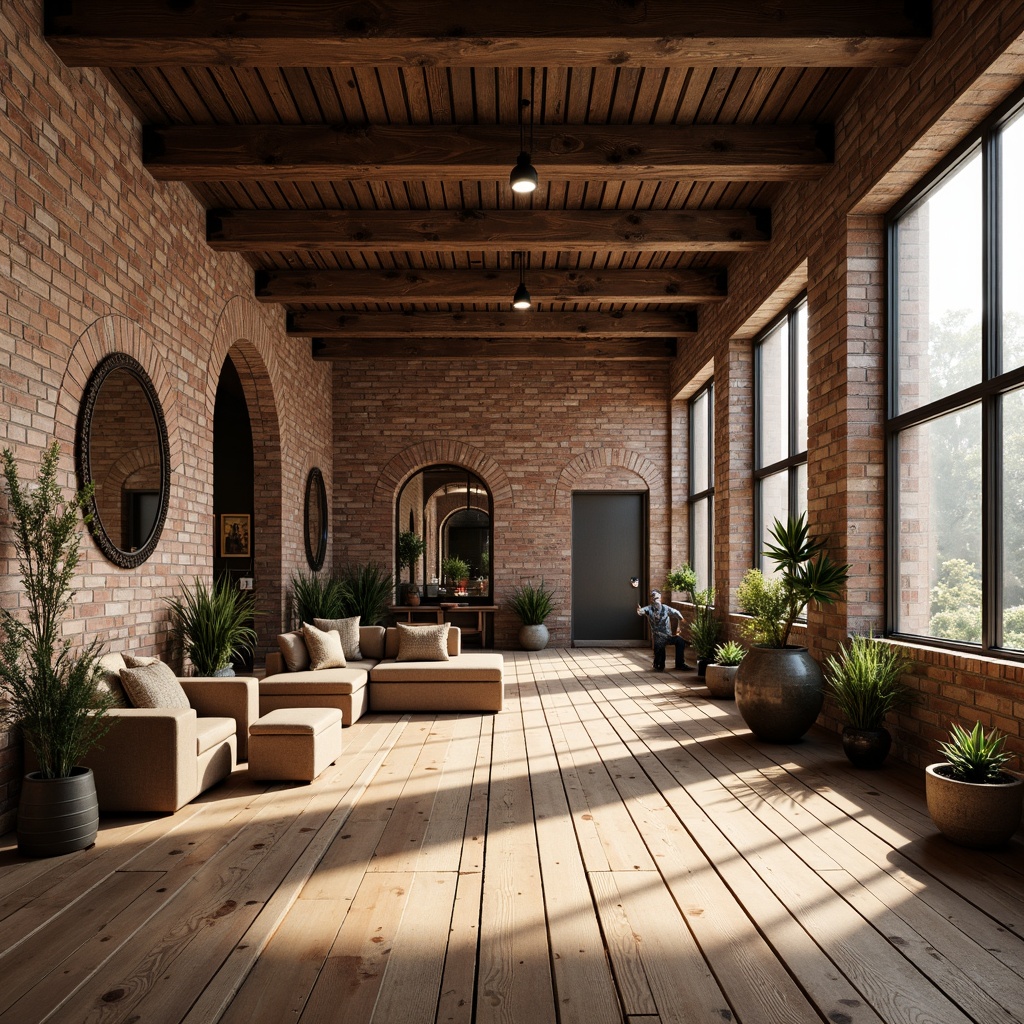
[
  {"left": 17, "top": 767, "right": 99, "bottom": 858},
  {"left": 733, "top": 645, "right": 824, "bottom": 743}
]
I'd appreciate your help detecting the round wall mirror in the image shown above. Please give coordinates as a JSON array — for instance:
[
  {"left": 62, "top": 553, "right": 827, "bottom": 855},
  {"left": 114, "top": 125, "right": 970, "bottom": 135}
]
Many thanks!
[
  {"left": 304, "top": 466, "right": 328, "bottom": 571},
  {"left": 75, "top": 352, "right": 170, "bottom": 569}
]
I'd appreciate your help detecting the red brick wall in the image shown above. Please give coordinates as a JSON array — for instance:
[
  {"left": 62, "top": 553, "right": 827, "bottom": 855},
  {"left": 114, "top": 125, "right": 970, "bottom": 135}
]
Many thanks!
[{"left": 0, "top": 1, "right": 332, "bottom": 832}]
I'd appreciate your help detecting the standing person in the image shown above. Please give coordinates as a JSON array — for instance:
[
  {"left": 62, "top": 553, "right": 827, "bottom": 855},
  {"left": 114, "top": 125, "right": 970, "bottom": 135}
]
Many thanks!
[{"left": 636, "top": 589, "right": 690, "bottom": 671}]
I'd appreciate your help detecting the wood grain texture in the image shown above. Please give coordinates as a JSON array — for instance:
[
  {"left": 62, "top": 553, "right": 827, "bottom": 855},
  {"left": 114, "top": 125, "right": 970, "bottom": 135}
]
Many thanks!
[{"left": 311, "top": 338, "right": 678, "bottom": 360}]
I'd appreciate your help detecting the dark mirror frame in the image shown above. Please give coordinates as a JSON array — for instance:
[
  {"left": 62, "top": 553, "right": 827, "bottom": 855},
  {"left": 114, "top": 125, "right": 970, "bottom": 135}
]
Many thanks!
[
  {"left": 75, "top": 352, "right": 171, "bottom": 569},
  {"left": 304, "top": 466, "right": 328, "bottom": 571}
]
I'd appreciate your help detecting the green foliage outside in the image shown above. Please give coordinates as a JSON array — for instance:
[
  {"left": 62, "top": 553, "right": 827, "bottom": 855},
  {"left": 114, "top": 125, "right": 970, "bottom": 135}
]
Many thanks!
[
  {"left": 0, "top": 442, "right": 115, "bottom": 778},
  {"left": 508, "top": 579, "right": 555, "bottom": 625},
  {"left": 664, "top": 564, "right": 697, "bottom": 599}
]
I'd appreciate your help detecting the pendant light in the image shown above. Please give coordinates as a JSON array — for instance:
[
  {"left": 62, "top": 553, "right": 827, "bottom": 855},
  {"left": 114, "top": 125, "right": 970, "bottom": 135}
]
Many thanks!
[
  {"left": 512, "top": 251, "right": 531, "bottom": 309},
  {"left": 509, "top": 68, "right": 538, "bottom": 194}
]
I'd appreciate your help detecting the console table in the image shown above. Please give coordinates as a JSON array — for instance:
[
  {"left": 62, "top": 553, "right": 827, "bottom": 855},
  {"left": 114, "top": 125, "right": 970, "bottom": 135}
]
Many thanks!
[{"left": 388, "top": 605, "right": 498, "bottom": 648}]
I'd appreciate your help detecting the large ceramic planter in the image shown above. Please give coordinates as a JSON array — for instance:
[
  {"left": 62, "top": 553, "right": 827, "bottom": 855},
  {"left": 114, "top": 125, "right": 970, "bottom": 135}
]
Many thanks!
[
  {"left": 925, "top": 764, "right": 1024, "bottom": 848},
  {"left": 519, "top": 624, "right": 549, "bottom": 651},
  {"left": 17, "top": 767, "right": 99, "bottom": 858},
  {"left": 842, "top": 726, "right": 892, "bottom": 769},
  {"left": 733, "top": 645, "right": 824, "bottom": 743},
  {"left": 704, "top": 664, "right": 738, "bottom": 699}
]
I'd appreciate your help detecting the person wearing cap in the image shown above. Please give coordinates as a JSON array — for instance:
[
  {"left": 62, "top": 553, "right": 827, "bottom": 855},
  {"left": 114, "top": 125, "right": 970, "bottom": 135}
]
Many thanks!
[{"left": 636, "top": 589, "right": 689, "bottom": 671}]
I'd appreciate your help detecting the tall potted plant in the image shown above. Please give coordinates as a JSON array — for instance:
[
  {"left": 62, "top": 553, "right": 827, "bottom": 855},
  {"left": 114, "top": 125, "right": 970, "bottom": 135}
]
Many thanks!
[
  {"left": 166, "top": 575, "right": 257, "bottom": 676},
  {"left": 397, "top": 530, "right": 426, "bottom": 605},
  {"left": 508, "top": 579, "right": 555, "bottom": 651},
  {"left": 0, "top": 442, "right": 116, "bottom": 857},
  {"left": 733, "top": 513, "right": 850, "bottom": 743},
  {"left": 688, "top": 586, "right": 721, "bottom": 678},
  {"left": 442, "top": 555, "right": 470, "bottom": 595}
]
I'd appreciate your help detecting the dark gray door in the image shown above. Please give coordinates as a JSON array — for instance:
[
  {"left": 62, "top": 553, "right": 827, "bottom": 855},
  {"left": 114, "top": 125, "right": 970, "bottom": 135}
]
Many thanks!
[{"left": 572, "top": 492, "right": 646, "bottom": 644}]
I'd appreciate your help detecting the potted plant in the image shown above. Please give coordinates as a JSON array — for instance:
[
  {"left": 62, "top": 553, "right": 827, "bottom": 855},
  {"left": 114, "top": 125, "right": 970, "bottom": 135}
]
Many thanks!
[
  {"left": 166, "top": 575, "right": 258, "bottom": 676},
  {"left": 733, "top": 513, "right": 850, "bottom": 743},
  {"left": 664, "top": 564, "right": 697, "bottom": 601},
  {"left": 0, "top": 442, "right": 117, "bottom": 857},
  {"left": 508, "top": 579, "right": 555, "bottom": 651},
  {"left": 442, "top": 555, "right": 471, "bottom": 595},
  {"left": 688, "top": 587, "right": 721, "bottom": 678},
  {"left": 824, "top": 634, "right": 911, "bottom": 768},
  {"left": 291, "top": 569, "right": 346, "bottom": 627},
  {"left": 925, "top": 722, "right": 1023, "bottom": 847},
  {"left": 397, "top": 530, "right": 426, "bottom": 605},
  {"left": 337, "top": 561, "right": 394, "bottom": 626},
  {"left": 705, "top": 640, "right": 745, "bottom": 699}
]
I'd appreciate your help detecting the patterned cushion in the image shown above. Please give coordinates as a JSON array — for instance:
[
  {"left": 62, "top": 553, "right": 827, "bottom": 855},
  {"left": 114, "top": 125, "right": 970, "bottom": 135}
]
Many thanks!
[
  {"left": 95, "top": 652, "right": 129, "bottom": 708},
  {"left": 302, "top": 622, "right": 347, "bottom": 671},
  {"left": 124, "top": 654, "right": 161, "bottom": 668},
  {"left": 277, "top": 631, "right": 311, "bottom": 672},
  {"left": 120, "top": 661, "right": 190, "bottom": 709},
  {"left": 396, "top": 622, "right": 450, "bottom": 662},
  {"left": 313, "top": 616, "right": 362, "bottom": 660}
]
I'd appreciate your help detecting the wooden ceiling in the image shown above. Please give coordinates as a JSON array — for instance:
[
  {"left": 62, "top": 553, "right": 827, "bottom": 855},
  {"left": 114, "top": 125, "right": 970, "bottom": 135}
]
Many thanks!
[{"left": 44, "top": 2, "right": 931, "bottom": 360}]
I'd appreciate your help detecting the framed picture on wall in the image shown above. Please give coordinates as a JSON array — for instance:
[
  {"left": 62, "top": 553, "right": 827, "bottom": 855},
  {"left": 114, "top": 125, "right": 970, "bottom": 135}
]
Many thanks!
[{"left": 220, "top": 514, "right": 251, "bottom": 557}]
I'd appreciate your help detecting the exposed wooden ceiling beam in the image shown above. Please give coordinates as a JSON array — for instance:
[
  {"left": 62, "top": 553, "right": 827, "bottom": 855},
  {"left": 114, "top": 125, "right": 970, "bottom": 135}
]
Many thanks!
[
  {"left": 45, "top": 1, "right": 930, "bottom": 69},
  {"left": 312, "top": 338, "right": 677, "bottom": 361},
  {"left": 255, "top": 267, "right": 726, "bottom": 305},
  {"left": 208, "top": 208, "right": 770, "bottom": 253},
  {"left": 144, "top": 124, "right": 832, "bottom": 184},
  {"left": 289, "top": 310, "right": 695, "bottom": 338}
]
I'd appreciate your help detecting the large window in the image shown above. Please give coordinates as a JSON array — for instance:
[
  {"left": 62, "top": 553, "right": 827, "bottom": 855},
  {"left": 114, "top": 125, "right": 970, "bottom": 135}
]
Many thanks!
[
  {"left": 689, "top": 381, "right": 714, "bottom": 589},
  {"left": 754, "top": 297, "right": 808, "bottom": 572},
  {"left": 889, "top": 93, "right": 1024, "bottom": 654}
]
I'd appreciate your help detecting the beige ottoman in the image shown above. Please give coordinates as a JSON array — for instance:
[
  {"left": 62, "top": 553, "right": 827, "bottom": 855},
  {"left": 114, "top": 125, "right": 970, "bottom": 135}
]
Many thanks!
[{"left": 248, "top": 708, "right": 343, "bottom": 782}]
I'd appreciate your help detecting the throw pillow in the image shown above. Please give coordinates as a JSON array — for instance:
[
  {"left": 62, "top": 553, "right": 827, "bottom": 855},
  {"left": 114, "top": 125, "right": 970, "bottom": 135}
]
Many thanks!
[
  {"left": 277, "top": 631, "right": 311, "bottom": 672},
  {"left": 313, "top": 615, "right": 362, "bottom": 660},
  {"left": 120, "top": 661, "right": 190, "bottom": 709},
  {"left": 396, "top": 622, "right": 450, "bottom": 662},
  {"left": 302, "top": 622, "right": 346, "bottom": 670},
  {"left": 124, "top": 654, "right": 161, "bottom": 668}
]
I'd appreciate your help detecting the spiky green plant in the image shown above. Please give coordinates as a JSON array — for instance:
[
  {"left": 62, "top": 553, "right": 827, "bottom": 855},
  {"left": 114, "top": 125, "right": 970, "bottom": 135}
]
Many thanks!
[
  {"left": 714, "top": 640, "right": 746, "bottom": 666},
  {"left": 167, "top": 575, "right": 257, "bottom": 675},
  {"left": 938, "top": 722, "right": 1013, "bottom": 783},
  {"left": 337, "top": 562, "right": 394, "bottom": 625},
  {"left": 291, "top": 570, "right": 346, "bottom": 626},
  {"left": 824, "top": 634, "right": 911, "bottom": 730},
  {"left": 688, "top": 587, "right": 721, "bottom": 660},
  {"left": 0, "top": 442, "right": 116, "bottom": 779},
  {"left": 508, "top": 579, "right": 555, "bottom": 625}
]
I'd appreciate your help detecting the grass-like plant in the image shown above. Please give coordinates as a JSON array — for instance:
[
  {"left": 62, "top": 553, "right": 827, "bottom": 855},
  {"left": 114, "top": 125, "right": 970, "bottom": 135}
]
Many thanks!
[
  {"left": 167, "top": 575, "right": 257, "bottom": 675},
  {"left": 508, "top": 579, "right": 555, "bottom": 625},
  {"left": 291, "top": 570, "right": 346, "bottom": 626},
  {"left": 714, "top": 640, "right": 746, "bottom": 666},
  {"left": 337, "top": 561, "right": 394, "bottom": 625},
  {"left": 937, "top": 721, "right": 1013, "bottom": 783},
  {"left": 688, "top": 587, "right": 721, "bottom": 660},
  {"left": 824, "top": 634, "right": 911, "bottom": 730},
  {"left": 0, "top": 442, "right": 116, "bottom": 778}
]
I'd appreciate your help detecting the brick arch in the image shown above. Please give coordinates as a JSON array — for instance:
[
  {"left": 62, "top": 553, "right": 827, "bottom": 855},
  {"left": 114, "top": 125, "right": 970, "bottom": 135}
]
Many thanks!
[
  {"left": 553, "top": 448, "right": 665, "bottom": 508},
  {"left": 210, "top": 298, "right": 286, "bottom": 658}
]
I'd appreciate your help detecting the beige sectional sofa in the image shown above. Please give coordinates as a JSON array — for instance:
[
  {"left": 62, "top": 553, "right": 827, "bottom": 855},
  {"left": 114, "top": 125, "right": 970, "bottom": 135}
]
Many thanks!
[{"left": 259, "top": 624, "right": 504, "bottom": 723}]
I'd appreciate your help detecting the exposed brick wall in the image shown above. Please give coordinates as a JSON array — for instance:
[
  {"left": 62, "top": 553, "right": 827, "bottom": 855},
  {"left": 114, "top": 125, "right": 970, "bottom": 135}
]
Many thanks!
[{"left": 0, "top": 1, "right": 332, "bottom": 831}]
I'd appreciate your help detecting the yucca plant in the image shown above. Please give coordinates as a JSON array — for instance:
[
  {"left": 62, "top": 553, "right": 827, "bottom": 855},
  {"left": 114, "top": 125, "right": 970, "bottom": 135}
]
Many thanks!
[
  {"left": 337, "top": 561, "right": 394, "bottom": 625},
  {"left": 824, "top": 634, "right": 911, "bottom": 730},
  {"left": 167, "top": 575, "right": 257, "bottom": 675},
  {"left": 714, "top": 640, "right": 746, "bottom": 666},
  {"left": 0, "top": 442, "right": 115, "bottom": 779},
  {"left": 938, "top": 722, "right": 1012, "bottom": 783},
  {"left": 508, "top": 579, "right": 555, "bottom": 625},
  {"left": 291, "top": 570, "right": 346, "bottom": 626}
]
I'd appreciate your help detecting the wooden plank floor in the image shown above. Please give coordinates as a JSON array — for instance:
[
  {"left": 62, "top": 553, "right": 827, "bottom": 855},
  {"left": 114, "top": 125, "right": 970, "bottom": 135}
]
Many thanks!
[{"left": 2, "top": 648, "right": 1023, "bottom": 1024}]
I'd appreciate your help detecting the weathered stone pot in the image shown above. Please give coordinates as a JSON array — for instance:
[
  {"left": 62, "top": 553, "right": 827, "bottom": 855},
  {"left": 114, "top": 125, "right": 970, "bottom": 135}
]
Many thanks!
[
  {"left": 704, "top": 663, "right": 738, "bottom": 699},
  {"left": 733, "top": 645, "right": 824, "bottom": 743},
  {"left": 213, "top": 663, "right": 235, "bottom": 677},
  {"left": 842, "top": 726, "right": 892, "bottom": 769},
  {"left": 519, "top": 623, "right": 549, "bottom": 651},
  {"left": 17, "top": 767, "right": 99, "bottom": 858},
  {"left": 925, "top": 764, "right": 1024, "bottom": 848}
]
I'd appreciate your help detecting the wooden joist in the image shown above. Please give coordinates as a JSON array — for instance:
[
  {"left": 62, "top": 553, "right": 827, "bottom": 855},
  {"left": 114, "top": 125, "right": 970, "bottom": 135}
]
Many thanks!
[
  {"left": 310, "top": 338, "right": 678, "bottom": 360},
  {"left": 45, "top": 1, "right": 930, "bottom": 68},
  {"left": 289, "top": 309, "right": 695, "bottom": 338},
  {"left": 255, "top": 267, "right": 726, "bottom": 305},
  {"left": 143, "top": 123, "right": 833, "bottom": 183},
  {"left": 208, "top": 208, "right": 770, "bottom": 253}
]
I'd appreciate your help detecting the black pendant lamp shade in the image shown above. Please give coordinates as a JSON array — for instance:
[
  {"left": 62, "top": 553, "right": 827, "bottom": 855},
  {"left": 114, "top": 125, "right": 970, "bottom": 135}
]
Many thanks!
[
  {"left": 510, "top": 68, "right": 538, "bottom": 194},
  {"left": 512, "top": 251, "right": 531, "bottom": 309}
]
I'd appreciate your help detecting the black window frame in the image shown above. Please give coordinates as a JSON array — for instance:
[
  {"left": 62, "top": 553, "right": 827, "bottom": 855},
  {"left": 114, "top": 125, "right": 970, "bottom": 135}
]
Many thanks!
[
  {"left": 886, "top": 85, "right": 1024, "bottom": 658},
  {"left": 753, "top": 294, "right": 808, "bottom": 571},
  {"left": 688, "top": 379, "right": 714, "bottom": 589}
]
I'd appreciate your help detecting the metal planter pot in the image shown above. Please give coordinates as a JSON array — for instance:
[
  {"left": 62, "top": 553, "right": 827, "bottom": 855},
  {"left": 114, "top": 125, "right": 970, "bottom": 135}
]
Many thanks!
[
  {"left": 17, "top": 766, "right": 99, "bottom": 858},
  {"left": 733, "top": 645, "right": 824, "bottom": 743}
]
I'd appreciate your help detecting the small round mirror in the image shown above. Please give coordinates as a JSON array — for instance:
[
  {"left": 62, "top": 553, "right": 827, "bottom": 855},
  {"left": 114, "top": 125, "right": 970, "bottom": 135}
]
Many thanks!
[
  {"left": 304, "top": 467, "right": 328, "bottom": 571},
  {"left": 75, "top": 353, "right": 170, "bottom": 569}
]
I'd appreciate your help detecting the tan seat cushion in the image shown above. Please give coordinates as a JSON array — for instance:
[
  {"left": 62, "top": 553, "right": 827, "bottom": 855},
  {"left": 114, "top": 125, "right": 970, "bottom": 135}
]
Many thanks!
[
  {"left": 384, "top": 625, "right": 461, "bottom": 659},
  {"left": 96, "top": 652, "right": 130, "bottom": 708},
  {"left": 370, "top": 653, "right": 504, "bottom": 683},
  {"left": 260, "top": 666, "right": 370, "bottom": 696},
  {"left": 250, "top": 707, "right": 343, "bottom": 736},
  {"left": 277, "top": 631, "right": 311, "bottom": 672},
  {"left": 195, "top": 716, "right": 236, "bottom": 755}
]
